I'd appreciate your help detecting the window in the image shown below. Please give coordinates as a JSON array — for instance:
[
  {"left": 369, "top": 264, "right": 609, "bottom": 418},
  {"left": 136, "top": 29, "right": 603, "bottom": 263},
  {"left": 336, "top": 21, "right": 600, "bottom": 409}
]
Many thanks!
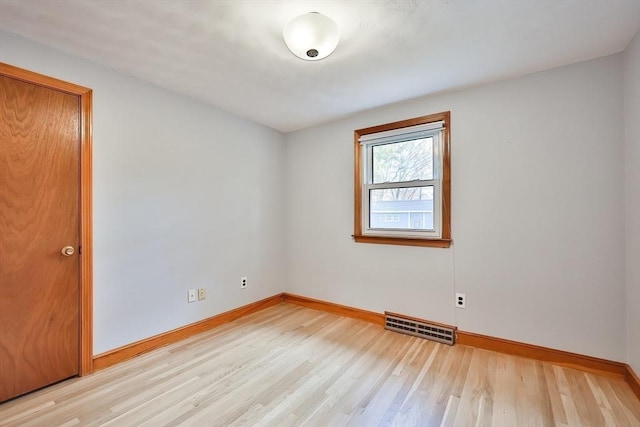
[
  {"left": 353, "top": 112, "right": 451, "bottom": 247},
  {"left": 379, "top": 214, "right": 400, "bottom": 223}
]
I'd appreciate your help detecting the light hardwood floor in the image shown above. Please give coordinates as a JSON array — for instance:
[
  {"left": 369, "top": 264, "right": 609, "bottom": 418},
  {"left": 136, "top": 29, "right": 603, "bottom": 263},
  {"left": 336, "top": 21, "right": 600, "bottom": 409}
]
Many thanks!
[{"left": 1, "top": 303, "right": 638, "bottom": 426}]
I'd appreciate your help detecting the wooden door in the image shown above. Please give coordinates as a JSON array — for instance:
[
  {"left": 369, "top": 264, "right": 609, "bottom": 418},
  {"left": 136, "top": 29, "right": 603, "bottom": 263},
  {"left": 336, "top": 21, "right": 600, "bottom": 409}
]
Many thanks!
[{"left": 0, "top": 72, "right": 83, "bottom": 402}]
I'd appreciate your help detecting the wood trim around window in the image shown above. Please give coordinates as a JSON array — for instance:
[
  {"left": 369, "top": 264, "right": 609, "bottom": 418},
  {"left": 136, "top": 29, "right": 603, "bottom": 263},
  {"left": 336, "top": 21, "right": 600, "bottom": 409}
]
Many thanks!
[
  {"left": 0, "top": 62, "right": 94, "bottom": 375},
  {"left": 353, "top": 111, "right": 451, "bottom": 248}
]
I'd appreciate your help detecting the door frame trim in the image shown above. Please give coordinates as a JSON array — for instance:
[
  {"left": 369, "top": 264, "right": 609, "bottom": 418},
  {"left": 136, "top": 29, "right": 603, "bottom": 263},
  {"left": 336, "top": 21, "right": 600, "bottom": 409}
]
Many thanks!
[{"left": 1, "top": 62, "right": 94, "bottom": 375}]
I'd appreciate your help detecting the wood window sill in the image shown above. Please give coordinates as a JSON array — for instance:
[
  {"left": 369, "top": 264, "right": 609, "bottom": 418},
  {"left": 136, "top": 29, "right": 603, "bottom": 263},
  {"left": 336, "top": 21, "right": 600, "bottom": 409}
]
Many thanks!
[{"left": 352, "top": 235, "right": 451, "bottom": 248}]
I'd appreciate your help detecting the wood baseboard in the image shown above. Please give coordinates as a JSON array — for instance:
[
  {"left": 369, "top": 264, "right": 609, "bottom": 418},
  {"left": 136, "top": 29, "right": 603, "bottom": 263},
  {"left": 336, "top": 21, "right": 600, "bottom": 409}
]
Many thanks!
[
  {"left": 456, "top": 330, "right": 627, "bottom": 378},
  {"left": 281, "top": 293, "right": 639, "bottom": 399},
  {"left": 626, "top": 365, "right": 640, "bottom": 400},
  {"left": 93, "top": 293, "right": 284, "bottom": 370},
  {"left": 91, "top": 291, "right": 640, "bottom": 401},
  {"left": 282, "top": 293, "right": 385, "bottom": 326}
]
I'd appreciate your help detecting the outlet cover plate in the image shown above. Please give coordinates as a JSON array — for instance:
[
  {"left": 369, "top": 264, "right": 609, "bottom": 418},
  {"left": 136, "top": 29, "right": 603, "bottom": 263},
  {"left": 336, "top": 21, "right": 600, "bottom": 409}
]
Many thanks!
[{"left": 455, "top": 293, "right": 466, "bottom": 309}]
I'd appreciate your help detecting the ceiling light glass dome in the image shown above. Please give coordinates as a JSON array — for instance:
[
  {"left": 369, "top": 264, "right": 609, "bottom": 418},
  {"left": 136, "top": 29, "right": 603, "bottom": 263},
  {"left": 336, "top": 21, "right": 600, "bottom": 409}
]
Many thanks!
[{"left": 283, "top": 12, "right": 340, "bottom": 61}]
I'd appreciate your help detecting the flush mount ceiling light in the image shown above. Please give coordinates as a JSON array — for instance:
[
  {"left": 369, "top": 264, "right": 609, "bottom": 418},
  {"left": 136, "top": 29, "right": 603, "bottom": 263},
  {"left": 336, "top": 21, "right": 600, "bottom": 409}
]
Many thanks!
[{"left": 283, "top": 12, "right": 340, "bottom": 61}]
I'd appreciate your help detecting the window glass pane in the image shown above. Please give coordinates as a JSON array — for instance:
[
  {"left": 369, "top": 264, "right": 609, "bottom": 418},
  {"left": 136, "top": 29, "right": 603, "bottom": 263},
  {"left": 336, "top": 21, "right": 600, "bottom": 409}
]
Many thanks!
[
  {"left": 369, "top": 186, "right": 434, "bottom": 230},
  {"left": 372, "top": 137, "right": 433, "bottom": 184}
]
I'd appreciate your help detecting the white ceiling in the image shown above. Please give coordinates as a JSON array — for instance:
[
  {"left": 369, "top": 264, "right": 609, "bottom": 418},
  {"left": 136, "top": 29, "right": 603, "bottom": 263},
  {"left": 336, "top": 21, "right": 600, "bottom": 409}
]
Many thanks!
[{"left": 0, "top": 0, "right": 639, "bottom": 133}]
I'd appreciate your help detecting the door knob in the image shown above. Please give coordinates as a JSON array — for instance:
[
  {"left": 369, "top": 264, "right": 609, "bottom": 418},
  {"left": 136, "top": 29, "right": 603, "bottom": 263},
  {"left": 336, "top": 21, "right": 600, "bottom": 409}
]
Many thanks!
[{"left": 61, "top": 246, "right": 75, "bottom": 256}]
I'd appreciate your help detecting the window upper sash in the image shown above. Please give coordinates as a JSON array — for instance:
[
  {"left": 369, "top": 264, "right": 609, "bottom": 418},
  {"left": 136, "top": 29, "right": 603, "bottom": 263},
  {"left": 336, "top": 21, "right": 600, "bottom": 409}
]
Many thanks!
[{"left": 358, "top": 121, "right": 445, "bottom": 146}]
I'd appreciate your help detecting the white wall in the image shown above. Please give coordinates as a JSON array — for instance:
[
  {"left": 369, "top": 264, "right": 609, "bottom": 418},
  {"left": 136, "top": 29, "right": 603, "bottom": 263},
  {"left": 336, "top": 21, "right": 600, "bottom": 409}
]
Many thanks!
[
  {"left": 1, "top": 29, "right": 633, "bottom": 365},
  {"left": 285, "top": 54, "right": 627, "bottom": 362},
  {"left": 624, "top": 30, "right": 640, "bottom": 375},
  {"left": 0, "top": 31, "right": 286, "bottom": 355}
]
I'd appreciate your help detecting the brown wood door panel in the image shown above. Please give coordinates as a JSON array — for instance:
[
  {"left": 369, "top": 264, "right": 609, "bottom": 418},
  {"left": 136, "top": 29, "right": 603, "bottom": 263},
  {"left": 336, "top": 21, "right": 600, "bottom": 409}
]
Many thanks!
[{"left": 0, "top": 75, "right": 80, "bottom": 401}]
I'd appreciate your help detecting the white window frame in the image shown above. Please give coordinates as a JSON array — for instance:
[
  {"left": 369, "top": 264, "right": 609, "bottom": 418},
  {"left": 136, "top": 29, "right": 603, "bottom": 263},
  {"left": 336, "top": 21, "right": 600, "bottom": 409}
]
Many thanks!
[{"left": 360, "top": 123, "right": 444, "bottom": 239}]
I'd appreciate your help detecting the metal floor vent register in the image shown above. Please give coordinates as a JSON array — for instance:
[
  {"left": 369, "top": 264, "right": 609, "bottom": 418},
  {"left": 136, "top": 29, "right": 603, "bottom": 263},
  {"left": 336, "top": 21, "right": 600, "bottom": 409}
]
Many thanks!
[{"left": 385, "top": 313, "right": 455, "bottom": 345}]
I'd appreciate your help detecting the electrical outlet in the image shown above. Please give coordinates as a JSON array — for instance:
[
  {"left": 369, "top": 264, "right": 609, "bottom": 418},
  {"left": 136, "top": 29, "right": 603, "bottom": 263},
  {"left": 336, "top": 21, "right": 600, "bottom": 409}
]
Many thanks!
[
  {"left": 187, "top": 289, "right": 197, "bottom": 303},
  {"left": 455, "top": 293, "right": 466, "bottom": 309},
  {"left": 240, "top": 277, "right": 247, "bottom": 289},
  {"left": 198, "top": 288, "right": 206, "bottom": 301}
]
